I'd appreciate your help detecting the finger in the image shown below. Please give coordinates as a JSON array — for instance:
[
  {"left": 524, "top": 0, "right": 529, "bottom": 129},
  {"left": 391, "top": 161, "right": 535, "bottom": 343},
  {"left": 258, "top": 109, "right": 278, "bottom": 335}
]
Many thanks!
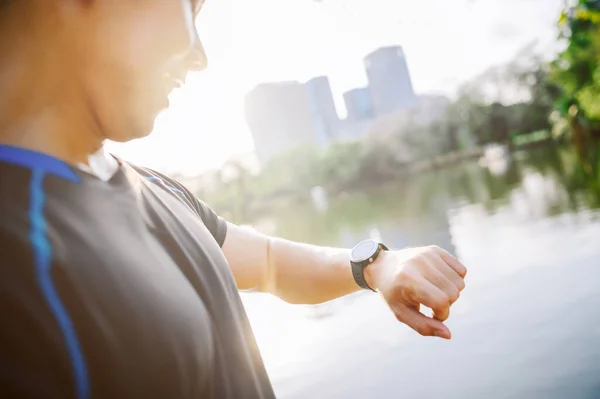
[
  {"left": 432, "top": 256, "right": 465, "bottom": 292},
  {"left": 434, "top": 307, "right": 450, "bottom": 322},
  {"left": 433, "top": 246, "right": 467, "bottom": 278},
  {"left": 412, "top": 278, "right": 451, "bottom": 322},
  {"left": 432, "top": 303, "right": 449, "bottom": 322},
  {"left": 393, "top": 302, "right": 451, "bottom": 339},
  {"left": 424, "top": 263, "right": 461, "bottom": 305}
]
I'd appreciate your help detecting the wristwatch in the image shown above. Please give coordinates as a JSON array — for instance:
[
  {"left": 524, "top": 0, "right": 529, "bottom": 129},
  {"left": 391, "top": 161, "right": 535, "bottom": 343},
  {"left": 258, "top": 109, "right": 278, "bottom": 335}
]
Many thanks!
[{"left": 350, "top": 239, "right": 389, "bottom": 292}]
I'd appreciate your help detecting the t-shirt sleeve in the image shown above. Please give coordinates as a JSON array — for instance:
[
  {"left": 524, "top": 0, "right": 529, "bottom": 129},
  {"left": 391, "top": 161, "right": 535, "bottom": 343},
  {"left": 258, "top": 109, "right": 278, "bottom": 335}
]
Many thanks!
[
  {"left": 188, "top": 197, "right": 228, "bottom": 247},
  {"left": 132, "top": 165, "right": 228, "bottom": 247}
]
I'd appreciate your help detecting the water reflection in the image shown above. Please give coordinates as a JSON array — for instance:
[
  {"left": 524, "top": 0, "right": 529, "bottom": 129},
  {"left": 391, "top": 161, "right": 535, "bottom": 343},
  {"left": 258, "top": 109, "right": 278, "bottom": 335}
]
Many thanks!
[{"left": 242, "top": 145, "right": 600, "bottom": 399}]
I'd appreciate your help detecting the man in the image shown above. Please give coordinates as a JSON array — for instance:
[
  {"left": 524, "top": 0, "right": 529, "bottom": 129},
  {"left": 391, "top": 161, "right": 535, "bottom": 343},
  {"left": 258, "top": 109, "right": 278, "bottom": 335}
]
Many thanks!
[{"left": 0, "top": 1, "right": 467, "bottom": 398}]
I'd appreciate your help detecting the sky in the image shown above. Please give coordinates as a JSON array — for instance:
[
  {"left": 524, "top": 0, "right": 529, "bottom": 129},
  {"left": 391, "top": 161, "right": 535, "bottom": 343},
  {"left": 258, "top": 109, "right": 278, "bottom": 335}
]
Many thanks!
[{"left": 107, "top": 0, "right": 565, "bottom": 176}]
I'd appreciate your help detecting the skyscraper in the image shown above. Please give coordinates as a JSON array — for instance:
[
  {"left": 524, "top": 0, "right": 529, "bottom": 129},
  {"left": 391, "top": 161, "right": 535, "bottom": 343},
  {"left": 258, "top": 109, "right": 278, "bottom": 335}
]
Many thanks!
[
  {"left": 244, "top": 81, "right": 317, "bottom": 165},
  {"left": 364, "top": 46, "right": 416, "bottom": 116},
  {"left": 343, "top": 87, "right": 374, "bottom": 121},
  {"left": 245, "top": 77, "right": 340, "bottom": 165},
  {"left": 305, "top": 76, "right": 340, "bottom": 146}
]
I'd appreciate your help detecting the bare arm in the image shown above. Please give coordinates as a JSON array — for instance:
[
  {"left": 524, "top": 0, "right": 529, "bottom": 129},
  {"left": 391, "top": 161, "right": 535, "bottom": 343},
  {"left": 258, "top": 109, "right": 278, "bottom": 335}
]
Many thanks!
[
  {"left": 221, "top": 222, "right": 358, "bottom": 304},
  {"left": 221, "top": 222, "right": 467, "bottom": 338}
]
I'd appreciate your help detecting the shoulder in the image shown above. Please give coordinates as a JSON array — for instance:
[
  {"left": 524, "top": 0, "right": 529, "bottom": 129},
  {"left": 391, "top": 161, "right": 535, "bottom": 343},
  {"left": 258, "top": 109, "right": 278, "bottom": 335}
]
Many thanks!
[
  {"left": 127, "top": 163, "right": 197, "bottom": 206},
  {"left": 125, "top": 162, "right": 228, "bottom": 247}
]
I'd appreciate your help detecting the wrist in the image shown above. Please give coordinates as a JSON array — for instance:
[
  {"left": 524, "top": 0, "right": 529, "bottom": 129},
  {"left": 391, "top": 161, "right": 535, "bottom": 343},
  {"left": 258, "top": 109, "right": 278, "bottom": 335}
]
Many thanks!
[{"left": 363, "top": 249, "right": 391, "bottom": 291}]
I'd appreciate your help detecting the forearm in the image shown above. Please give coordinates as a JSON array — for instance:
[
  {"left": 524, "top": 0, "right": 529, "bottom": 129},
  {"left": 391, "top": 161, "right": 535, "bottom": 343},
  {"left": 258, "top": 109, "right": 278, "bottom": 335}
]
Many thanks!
[
  {"left": 266, "top": 237, "right": 360, "bottom": 304},
  {"left": 221, "top": 222, "right": 362, "bottom": 304},
  {"left": 222, "top": 221, "right": 373, "bottom": 304}
]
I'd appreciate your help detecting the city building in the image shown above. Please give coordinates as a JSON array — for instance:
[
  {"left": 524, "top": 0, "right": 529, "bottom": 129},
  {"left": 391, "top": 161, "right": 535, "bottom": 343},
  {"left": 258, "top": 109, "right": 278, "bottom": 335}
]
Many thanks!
[
  {"left": 245, "top": 46, "right": 420, "bottom": 163},
  {"left": 335, "top": 87, "right": 376, "bottom": 141},
  {"left": 305, "top": 76, "right": 340, "bottom": 146},
  {"left": 364, "top": 46, "right": 416, "bottom": 116},
  {"left": 244, "top": 81, "right": 318, "bottom": 165},
  {"left": 343, "top": 87, "right": 374, "bottom": 121},
  {"left": 245, "top": 78, "right": 341, "bottom": 165}
]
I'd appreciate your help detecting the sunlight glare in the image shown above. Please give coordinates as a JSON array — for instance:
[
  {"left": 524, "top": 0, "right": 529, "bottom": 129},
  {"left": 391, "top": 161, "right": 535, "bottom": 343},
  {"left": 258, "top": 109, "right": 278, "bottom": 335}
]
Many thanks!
[{"left": 108, "top": 0, "right": 562, "bottom": 175}]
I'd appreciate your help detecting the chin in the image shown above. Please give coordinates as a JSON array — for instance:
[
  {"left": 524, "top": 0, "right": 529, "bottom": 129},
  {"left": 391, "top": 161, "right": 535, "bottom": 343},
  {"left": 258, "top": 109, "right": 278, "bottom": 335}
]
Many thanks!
[
  {"left": 104, "top": 100, "right": 165, "bottom": 142},
  {"left": 107, "top": 121, "right": 155, "bottom": 143}
]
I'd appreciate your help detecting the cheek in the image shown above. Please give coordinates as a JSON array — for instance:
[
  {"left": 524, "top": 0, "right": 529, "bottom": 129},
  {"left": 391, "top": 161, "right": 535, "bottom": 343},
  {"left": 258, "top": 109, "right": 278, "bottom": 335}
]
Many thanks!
[{"left": 115, "top": 1, "right": 196, "bottom": 74}]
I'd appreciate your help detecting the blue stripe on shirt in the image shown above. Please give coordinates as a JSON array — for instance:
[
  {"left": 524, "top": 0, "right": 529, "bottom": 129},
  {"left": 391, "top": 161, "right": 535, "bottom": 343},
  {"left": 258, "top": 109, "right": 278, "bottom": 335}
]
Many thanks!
[
  {"left": 144, "top": 176, "right": 185, "bottom": 195},
  {"left": 28, "top": 169, "right": 89, "bottom": 399},
  {"left": 0, "top": 144, "right": 81, "bottom": 182}
]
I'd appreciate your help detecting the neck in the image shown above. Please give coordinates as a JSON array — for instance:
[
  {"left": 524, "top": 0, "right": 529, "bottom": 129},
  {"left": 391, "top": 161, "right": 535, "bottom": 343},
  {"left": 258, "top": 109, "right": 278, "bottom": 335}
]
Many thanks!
[
  {"left": 0, "top": 4, "right": 104, "bottom": 165},
  {"left": 0, "top": 111, "right": 105, "bottom": 165}
]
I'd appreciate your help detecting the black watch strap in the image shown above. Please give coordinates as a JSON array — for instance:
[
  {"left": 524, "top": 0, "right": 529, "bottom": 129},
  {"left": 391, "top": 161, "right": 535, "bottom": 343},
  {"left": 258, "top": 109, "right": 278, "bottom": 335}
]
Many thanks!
[
  {"left": 351, "top": 261, "right": 375, "bottom": 291},
  {"left": 351, "top": 243, "right": 388, "bottom": 292}
]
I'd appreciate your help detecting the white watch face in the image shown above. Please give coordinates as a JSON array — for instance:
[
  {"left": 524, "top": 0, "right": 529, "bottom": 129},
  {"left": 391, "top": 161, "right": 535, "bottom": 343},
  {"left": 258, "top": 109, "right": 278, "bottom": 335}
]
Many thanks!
[{"left": 351, "top": 239, "right": 379, "bottom": 263}]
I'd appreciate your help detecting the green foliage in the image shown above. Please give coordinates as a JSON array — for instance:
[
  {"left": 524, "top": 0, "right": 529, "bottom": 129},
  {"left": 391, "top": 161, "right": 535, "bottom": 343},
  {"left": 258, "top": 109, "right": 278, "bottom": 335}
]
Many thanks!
[
  {"left": 259, "top": 145, "right": 322, "bottom": 192},
  {"left": 551, "top": 0, "right": 600, "bottom": 138},
  {"left": 209, "top": 52, "right": 560, "bottom": 218},
  {"left": 314, "top": 141, "right": 365, "bottom": 191},
  {"left": 512, "top": 130, "right": 551, "bottom": 147},
  {"left": 212, "top": 8, "right": 600, "bottom": 217}
]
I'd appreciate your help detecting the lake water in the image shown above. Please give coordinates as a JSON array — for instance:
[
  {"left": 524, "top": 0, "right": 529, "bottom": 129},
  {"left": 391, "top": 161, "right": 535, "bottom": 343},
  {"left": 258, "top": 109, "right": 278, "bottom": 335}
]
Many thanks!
[{"left": 241, "top": 145, "right": 600, "bottom": 399}]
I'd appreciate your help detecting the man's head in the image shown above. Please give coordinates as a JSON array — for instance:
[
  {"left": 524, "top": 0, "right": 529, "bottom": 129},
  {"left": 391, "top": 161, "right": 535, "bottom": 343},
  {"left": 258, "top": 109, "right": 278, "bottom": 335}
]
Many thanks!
[{"left": 0, "top": 0, "right": 206, "bottom": 142}]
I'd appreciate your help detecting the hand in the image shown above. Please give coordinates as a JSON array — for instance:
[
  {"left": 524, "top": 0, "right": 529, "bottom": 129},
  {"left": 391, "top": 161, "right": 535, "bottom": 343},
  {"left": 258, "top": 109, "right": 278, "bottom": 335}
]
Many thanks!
[{"left": 365, "top": 246, "right": 467, "bottom": 339}]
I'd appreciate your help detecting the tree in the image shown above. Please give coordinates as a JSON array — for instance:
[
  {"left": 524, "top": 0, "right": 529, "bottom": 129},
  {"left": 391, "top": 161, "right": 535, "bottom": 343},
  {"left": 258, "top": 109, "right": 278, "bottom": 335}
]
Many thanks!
[
  {"left": 316, "top": 141, "right": 364, "bottom": 192},
  {"left": 551, "top": 0, "right": 600, "bottom": 142}
]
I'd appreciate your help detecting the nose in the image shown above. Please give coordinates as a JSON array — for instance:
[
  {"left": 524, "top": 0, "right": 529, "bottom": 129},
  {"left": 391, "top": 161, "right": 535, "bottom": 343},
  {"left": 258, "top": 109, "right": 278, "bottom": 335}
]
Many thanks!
[
  {"left": 185, "top": 36, "right": 208, "bottom": 72},
  {"left": 165, "top": 30, "right": 207, "bottom": 83}
]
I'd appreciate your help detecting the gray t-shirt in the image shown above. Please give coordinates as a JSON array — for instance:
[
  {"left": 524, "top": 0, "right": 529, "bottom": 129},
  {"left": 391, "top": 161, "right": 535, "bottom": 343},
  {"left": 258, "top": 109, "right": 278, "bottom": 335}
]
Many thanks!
[{"left": 0, "top": 145, "right": 275, "bottom": 398}]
